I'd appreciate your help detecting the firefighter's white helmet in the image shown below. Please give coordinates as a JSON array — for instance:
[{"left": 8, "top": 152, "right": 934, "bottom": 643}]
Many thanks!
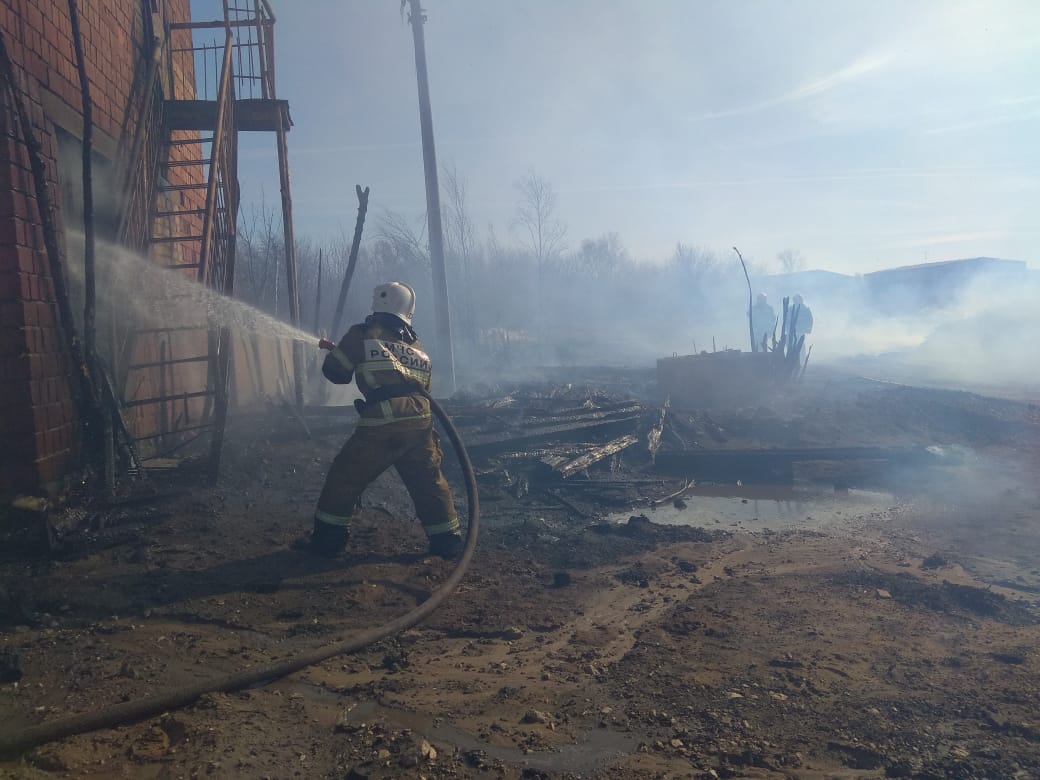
[
  {"left": 793, "top": 293, "right": 804, "bottom": 305},
  {"left": 372, "top": 281, "right": 416, "bottom": 325},
  {"left": 756, "top": 292, "right": 768, "bottom": 304}
]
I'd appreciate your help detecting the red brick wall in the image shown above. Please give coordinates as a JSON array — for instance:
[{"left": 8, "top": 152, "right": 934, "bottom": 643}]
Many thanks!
[{"left": 0, "top": 0, "right": 193, "bottom": 498}]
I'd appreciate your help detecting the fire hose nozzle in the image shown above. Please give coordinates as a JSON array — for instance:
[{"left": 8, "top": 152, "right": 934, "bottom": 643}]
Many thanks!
[{"left": 318, "top": 338, "right": 335, "bottom": 351}]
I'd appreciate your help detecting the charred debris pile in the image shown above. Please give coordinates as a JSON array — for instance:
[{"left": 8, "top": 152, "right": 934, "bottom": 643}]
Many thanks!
[
  {"left": 296, "top": 369, "right": 956, "bottom": 512},
  {"left": 2, "top": 368, "right": 1007, "bottom": 560}
]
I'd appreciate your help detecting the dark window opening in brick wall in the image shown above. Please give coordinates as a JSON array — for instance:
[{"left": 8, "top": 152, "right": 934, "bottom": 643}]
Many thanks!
[
  {"left": 54, "top": 127, "right": 122, "bottom": 370},
  {"left": 55, "top": 128, "right": 121, "bottom": 244}
]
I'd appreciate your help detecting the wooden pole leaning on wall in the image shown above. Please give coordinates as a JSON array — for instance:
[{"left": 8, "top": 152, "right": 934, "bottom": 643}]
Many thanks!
[
  {"left": 67, "top": 0, "right": 118, "bottom": 493},
  {"left": 67, "top": 0, "right": 96, "bottom": 370},
  {"left": 0, "top": 26, "right": 104, "bottom": 474}
]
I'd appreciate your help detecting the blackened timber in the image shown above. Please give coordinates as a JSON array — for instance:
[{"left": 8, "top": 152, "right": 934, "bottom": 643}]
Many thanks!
[
  {"left": 164, "top": 99, "right": 291, "bottom": 132},
  {"left": 656, "top": 446, "right": 949, "bottom": 483},
  {"left": 448, "top": 401, "right": 642, "bottom": 423},
  {"left": 560, "top": 478, "right": 668, "bottom": 488},
  {"left": 464, "top": 415, "right": 640, "bottom": 458},
  {"left": 0, "top": 26, "right": 103, "bottom": 469},
  {"left": 551, "top": 434, "right": 640, "bottom": 479},
  {"left": 545, "top": 489, "right": 589, "bottom": 518},
  {"left": 647, "top": 398, "right": 669, "bottom": 462},
  {"left": 539, "top": 453, "right": 570, "bottom": 471}
]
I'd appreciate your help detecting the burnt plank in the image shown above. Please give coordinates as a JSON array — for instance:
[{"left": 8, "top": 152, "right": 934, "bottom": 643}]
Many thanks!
[
  {"left": 464, "top": 416, "right": 640, "bottom": 459},
  {"left": 554, "top": 434, "right": 640, "bottom": 478}
]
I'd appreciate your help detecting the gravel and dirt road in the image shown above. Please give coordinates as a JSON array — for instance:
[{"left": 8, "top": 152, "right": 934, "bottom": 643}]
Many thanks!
[{"left": 2, "top": 369, "right": 1039, "bottom": 779}]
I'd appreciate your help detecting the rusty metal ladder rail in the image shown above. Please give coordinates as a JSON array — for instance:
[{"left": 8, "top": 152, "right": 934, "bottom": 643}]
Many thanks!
[
  {"left": 122, "top": 30, "right": 237, "bottom": 471},
  {"left": 201, "top": 31, "right": 239, "bottom": 481},
  {"left": 121, "top": 0, "right": 285, "bottom": 475}
]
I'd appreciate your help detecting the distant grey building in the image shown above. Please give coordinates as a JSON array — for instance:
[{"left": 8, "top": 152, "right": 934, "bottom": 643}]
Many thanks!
[{"left": 863, "top": 257, "right": 1028, "bottom": 312}]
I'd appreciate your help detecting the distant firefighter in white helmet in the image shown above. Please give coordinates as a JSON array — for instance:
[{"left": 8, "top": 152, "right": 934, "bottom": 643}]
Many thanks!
[
  {"left": 751, "top": 292, "right": 776, "bottom": 351},
  {"left": 785, "top": 293, "right": 814, "bottom": 347}
]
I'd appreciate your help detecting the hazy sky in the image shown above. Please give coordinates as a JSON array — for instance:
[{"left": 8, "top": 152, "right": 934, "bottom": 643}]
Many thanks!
[{"left": 226, "top": 0, "right": 1040, "bottom": 274}]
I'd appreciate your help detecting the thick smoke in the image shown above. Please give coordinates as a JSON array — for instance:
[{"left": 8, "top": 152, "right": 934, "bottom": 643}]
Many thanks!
[
  {"left": 904, "top": 271, "right": 1040, "bottom": 393},
  {"left": 221, "top": 181, "right": 1038, "bottom": 399},
  {"left": 64, "top": 197, "right": 1032, "bottom": 402},
  {"left": 776, "top": 265, "right": 1040, "bottom": 396},
  {"left": 497, "top": 251, "right": 1039, "bottom": 399},
  {"left": 440, "top": 248, "right": 1039, "bottom": 401}
]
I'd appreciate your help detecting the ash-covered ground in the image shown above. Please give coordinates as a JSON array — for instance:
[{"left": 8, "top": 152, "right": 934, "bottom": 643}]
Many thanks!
[{"left": 2, "top": 366, "right": 1039, "bottom": 779}]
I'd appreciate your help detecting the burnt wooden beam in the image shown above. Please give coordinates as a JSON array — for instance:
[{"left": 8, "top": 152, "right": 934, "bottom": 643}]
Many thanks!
[
  {"left": 544, "top": 489, "right": 589, "bottom": 518},
  {"left": 646, "top": 398, "right": 669, "bottom": 462},
  {"left": 0, "top": 26, "right": 104, "bottom": 471},
  {"left": 464, "top": 415, "right": 639, "bottom": 459},
  {"left": 560, "top": 478, "right": 668, "bottom": 488},
  {"left": 442, "top": 399, "right": 640, "bottom": 420},
  {"left": 550, "top": 434, "right": 639, "bottom": 479}
]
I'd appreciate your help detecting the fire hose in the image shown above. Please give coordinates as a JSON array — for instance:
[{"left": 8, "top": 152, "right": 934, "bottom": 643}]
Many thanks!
[{"left": 0, "top": 342, "right": 479, "bottom": 758}]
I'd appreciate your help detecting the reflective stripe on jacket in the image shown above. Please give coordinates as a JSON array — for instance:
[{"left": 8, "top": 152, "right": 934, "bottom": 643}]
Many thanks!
[{"left": 322, "top": 316, "right": 433, "bottom": 426}]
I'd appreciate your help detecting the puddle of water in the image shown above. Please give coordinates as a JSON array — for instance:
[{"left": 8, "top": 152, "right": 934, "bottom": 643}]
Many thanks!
[
  {"left": 339, "top": 698, "right": 639, "bottom": 774},
  {"left": 605, "top": 483, "right": 900, "bottom": 532}
]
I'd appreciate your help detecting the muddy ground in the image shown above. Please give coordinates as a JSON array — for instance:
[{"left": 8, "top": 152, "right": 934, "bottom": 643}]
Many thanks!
[{"left": 2, "top": 367, "right": 1040, "bottom": 779}]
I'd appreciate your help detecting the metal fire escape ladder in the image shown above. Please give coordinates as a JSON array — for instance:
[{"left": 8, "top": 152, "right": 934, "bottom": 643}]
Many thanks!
[
  {"left": 121, "top": 30, "right": 238, "bottom": 478},
  {"left": 118, "top": 1, "right": 295, "bottom": 481}
]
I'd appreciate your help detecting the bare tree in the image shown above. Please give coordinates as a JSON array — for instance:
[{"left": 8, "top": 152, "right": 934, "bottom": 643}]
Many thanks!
[
  {"left": 236, "top": 197, "right": 282, "bottom": 315},
  {"left": 513, "top": 168, "right": 567, "bottom": 268},
  {"left": 671, "top": 243, "right": 724, "bottom": 280},
  {"left": 565, "top": 232, "right": 628, "bottom": 279},
  {"left": 364, "top": 211, "right": 434, "bottom": 332},
  {"left": 485, "top": 220, "right": 503, "bottom": 260},
  {"left": 777, "top": 248, "right": 805, "bottom": 274},
  {"left": 513, "top": 169, "right": 566, "bottom": 342},
  {"left": 441, "top": 162, "right": 478, "bottom": 346},
  {"left": 376, "top": 210, "right": 430, "bottom": 272},
  {"left": 442, "top": 163, "right": 476, "bottom": 262},
  {"left": 293, "top": 236, "right": 332, "bottom": 333}
]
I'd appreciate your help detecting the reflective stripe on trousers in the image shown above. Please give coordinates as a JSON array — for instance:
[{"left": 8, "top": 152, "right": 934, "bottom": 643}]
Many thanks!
[
  {"left": 315, "top": 508, "right": 351, "bottom": 527},
  {"left": 424, "top": 517, "right": 461, "bottom": 536},
  {"left": 315, "top": 421, "right": 458, "bottom": 538}
]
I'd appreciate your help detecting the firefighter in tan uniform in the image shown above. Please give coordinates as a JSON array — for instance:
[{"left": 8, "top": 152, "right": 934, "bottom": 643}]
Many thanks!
[{"left": 307, "top": 282, "right": 462, "bottom": 558}]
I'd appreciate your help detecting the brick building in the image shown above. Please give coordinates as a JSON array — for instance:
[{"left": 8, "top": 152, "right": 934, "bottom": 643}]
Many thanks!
[
  {"left": 1, "top": 1, "right": 290, "bottom": 501},
  {"left": 1, "top": 1, "right": 184, "bottom": 498}
]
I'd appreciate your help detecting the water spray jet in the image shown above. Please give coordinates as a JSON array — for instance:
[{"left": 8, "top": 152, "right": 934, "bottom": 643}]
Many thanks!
[{"left": 65, "top": 234, "right": 321, "bottom": 347}]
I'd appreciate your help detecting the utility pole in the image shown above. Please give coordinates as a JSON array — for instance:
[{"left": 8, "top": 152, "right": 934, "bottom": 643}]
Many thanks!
[{"left": 405, "top": 0, "right": 456, "bottom": 394}]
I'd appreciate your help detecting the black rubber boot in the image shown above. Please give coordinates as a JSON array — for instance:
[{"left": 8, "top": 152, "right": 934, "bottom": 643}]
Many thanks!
[
  {"left": 427, "top": 531, "right": 463, "bottom": 560},
  {"left": 293, "top": 518, "right": 348, "bottom": 558}
]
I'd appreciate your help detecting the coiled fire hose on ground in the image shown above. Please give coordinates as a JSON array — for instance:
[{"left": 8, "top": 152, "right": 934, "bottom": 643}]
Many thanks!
[{"left": 0, "top": 354, "right": 478, "bottom": 759}]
